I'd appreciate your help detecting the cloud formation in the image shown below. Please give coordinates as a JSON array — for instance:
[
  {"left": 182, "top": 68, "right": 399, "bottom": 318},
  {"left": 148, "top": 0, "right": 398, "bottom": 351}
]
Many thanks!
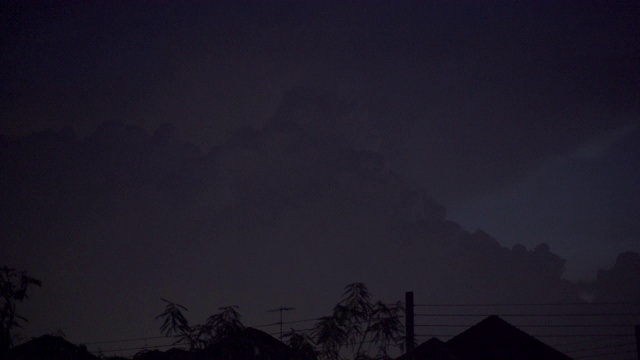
[{"left": 2, "top": 91, "right": 636, "bottom": 349}]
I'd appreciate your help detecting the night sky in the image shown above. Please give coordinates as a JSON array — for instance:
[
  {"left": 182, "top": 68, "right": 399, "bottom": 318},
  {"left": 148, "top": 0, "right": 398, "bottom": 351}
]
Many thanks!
[{"left": 1, "top": 1, "right": 639, "bottom": 357}]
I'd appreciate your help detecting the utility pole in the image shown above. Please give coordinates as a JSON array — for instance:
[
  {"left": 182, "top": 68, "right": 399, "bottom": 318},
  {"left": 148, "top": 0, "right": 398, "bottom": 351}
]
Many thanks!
[
  {"left": 268, "top": 307, "right": 295, "bottom": 341},
  {"left": 635, "top": 325, "right": 640, "bottom": 360},
  {"left": 405, "top": 291, "right": 414, "bottom": 360}
]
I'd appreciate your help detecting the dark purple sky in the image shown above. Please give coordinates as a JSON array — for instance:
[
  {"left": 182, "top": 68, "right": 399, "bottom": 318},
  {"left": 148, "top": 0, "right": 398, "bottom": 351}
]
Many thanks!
[{"left": 1, "top": 1, "right": 639, "bottom": 356}]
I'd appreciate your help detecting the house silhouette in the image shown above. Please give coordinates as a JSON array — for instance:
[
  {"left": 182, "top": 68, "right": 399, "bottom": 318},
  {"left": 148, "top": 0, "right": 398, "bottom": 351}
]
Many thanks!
[
  {"left": 398, "top": 315, "right": 572, "bottom": 360},
  {"left": 7, "top": 334, "right": 97, "bottom": 360},
  {"left": 7, "top": 316, "right": 573, "bottom": 360},
  {"left": 397, "top": 337, "right": 459, "bottom": 360}
]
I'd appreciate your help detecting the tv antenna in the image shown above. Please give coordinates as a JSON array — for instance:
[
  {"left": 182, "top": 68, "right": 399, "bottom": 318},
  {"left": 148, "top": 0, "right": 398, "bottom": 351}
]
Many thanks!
[{"left": 268, "top": 307, "right": 295, "bottom": 340}]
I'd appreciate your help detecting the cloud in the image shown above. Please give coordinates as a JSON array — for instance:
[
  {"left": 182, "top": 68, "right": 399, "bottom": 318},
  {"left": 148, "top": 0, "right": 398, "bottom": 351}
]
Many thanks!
[
  {"left": 449, "top": 122, "right": 640, "bottom": 281},
  {"left": 4, "top": 91, "right": 623, "bottom": 347},
  {"left": 591, "top": 252, "right": 640, "bottom": 302},
  {"left": 2, "top": 2, "right": 637, "bottom": 206},
  {"left": 568, "top": 123, "right": 639, "bottom": 160}
]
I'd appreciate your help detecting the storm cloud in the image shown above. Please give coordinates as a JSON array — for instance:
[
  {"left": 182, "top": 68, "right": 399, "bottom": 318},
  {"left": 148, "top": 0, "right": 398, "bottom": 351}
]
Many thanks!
[
  {"left": 1, "top": 2, "right": 639, "bottom": 359},
  {"left": 2, "top": 92, "right": 637, "bottom": 348}
]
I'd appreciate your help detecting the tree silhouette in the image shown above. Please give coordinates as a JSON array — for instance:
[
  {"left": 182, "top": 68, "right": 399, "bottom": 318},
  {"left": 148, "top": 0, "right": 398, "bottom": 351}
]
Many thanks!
[
  {"left": 155, "top": 301, "right": 249, "bottom": 354},
  {"left": 368, "top": 301, "right": 404, "bottom": 359},
  {"left": 201, "top": 306, "right": 251, "bottom": 358},
  {"left": 203, "top": 305, "right": 243, "bottom": 342},
  {"left": 313, "top": 315, "right": 346, "bottom": 360},
  {"left": 0, "top": 266, "right": 42, "bottom": 355},
  {"left": 286, "top": 330, "right": 318, "bottom": 360},
  {"left": 155, "top": 285, "right": 403, "bottom": 360},
  {"left": 155, "top": 298, "right": 203, "bottom": 350},
  {"left": 156, "top": 298, "right": 189, "bottom": 337},
  {"left": 312, "top": 283, "right": 403, "bottom": 360}
]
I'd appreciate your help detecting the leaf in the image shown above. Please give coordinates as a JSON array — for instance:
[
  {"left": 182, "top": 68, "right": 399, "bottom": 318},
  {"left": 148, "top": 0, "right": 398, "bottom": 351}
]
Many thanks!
[{"left": 155, "top": 299, "right": 190, "bottom": 338}]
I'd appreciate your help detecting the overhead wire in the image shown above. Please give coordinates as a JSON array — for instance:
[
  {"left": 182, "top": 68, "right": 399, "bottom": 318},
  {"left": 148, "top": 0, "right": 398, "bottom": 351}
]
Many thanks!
[
  {"left": 563, "top": 341, "right": 637, "bottom": 354},
  {"left": 81, "top": 302, "right": 640, "bottom": 357},
  {"left": 415, "top": 312, "right": 640, "bottom": 317},
  {"left": 84, "top": 336, "right": 166, "bottom": 345},
  {"left": 553, "top": 336, "right": 634, "bottom": 348},
  {"left": 416, "top": 333, "right": 635, "bottom": 338},
  {"left": 415, "top": 324, "right": 634, "bottom": 328},
  {"left": 414, "top": 302, "right": 640, "bottom": 307},
  {"left": 99, "top": 343, "right": 182, "bottom": 353},
  {"left": 573, "top": 349, "right": 637, "bottom": 359}
]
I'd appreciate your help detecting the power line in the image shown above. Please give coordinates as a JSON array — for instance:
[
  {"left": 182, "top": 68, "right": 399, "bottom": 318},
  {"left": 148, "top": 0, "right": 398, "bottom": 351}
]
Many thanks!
[
  {"left": 554, "top": 336, "right": 632, "bottom": 348},
  {"left": 80, "top": 320, "right": 637, "bottom": 348},
  {"left": 416, "top": 324, "right": 635, "bottom": 328},
  {"left": 281, "top": 317, "right": 322, "bottom": 325},
  {"left": 98, "top": 342, "right": 180, "bottom": 353},
  {"left": 267, "top": 328, "right": 314, "bottom": 337},
  {"left": 414, "top": 302, "right": 640, "bottom": 307},
  {"left": 528, "top": 334, "right": 636, "bottom": 338},
  {"left": 251, "top": 321, "right": 281, "bottom": 328},
  {"left": 78, "top": 301, "right": 640, "bottom": 357},
  {"left": 415, "top": 313, "right": 640, "bottom": 317},
  {"left": 268, "top": 307, "right": 295, "bottom": 341},
  {"left": 573, "top": 349, "right": 637, "bottom": 359},
  {"left": 84, "top": 336, "right": 166, "bottom": 345},
  {"left": 564, "top": 341, "right": 637, "bottom": 354},
  {"left": 415, "top": 333, "right": 635, "bottom": 338}
]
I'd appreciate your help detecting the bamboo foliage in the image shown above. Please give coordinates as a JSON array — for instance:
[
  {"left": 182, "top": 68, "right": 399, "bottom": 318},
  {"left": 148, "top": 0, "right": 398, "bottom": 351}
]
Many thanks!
[
  {"left": 155, "top": 283, "right": 403, "bottom": 360},
  {"left": 155, "top": 301, "right": 246, "bottom": 351},
  {"left": 0, "top": 266, "right": 42, "bottom": 355},
  {"left": 312, "top": 283, "right": 404, "bottom": 360},
  {"left": 155, "top": 298, "right": 189, "bottom": 338}
]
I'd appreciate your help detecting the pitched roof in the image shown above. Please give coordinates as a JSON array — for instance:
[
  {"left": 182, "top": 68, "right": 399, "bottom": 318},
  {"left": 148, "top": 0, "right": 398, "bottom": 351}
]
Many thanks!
[
  {"left": 396, "top": 337, "right": 459, "bottom": 360},
  {"left": 7, "top": 335, "right": 97, "bottom": 360},
  {"left": 202, "top": 327, "right": 296, "bottom": 360},
  {"left": 446, "top": 315, "right": 572, "bottom": 360}
]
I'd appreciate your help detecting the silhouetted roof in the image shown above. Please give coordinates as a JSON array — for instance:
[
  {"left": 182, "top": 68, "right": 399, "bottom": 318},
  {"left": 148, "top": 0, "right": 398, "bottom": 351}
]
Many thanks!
[
  {"left": 396, "top": 337, "right": 459, "bottom": 360},
  {"left": 163, "top": 347, "right": 192, "bottom": 360},
  {"left": 133, "top": 348, "right": 193, "bottom": 360},
  {"left": 7, "top": 335, "right": 97, "bottom": 360},
  {"left": 396, "top": 316, "right": 572, "bottom": 360},
  {"left": 130, "top": 327, "right": 305, "bottom": 360},
  {"left": 446, "top": 315, "right": 572, "bottom": 360},
  {"left": 201, "top": 327, "right": 296, "bottom": 360}
]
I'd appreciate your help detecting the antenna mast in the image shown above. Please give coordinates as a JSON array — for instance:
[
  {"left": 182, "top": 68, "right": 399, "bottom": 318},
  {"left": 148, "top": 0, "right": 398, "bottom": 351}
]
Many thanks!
[{"left": 268, "top": 307, "right": 295, "bottom": 341}]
